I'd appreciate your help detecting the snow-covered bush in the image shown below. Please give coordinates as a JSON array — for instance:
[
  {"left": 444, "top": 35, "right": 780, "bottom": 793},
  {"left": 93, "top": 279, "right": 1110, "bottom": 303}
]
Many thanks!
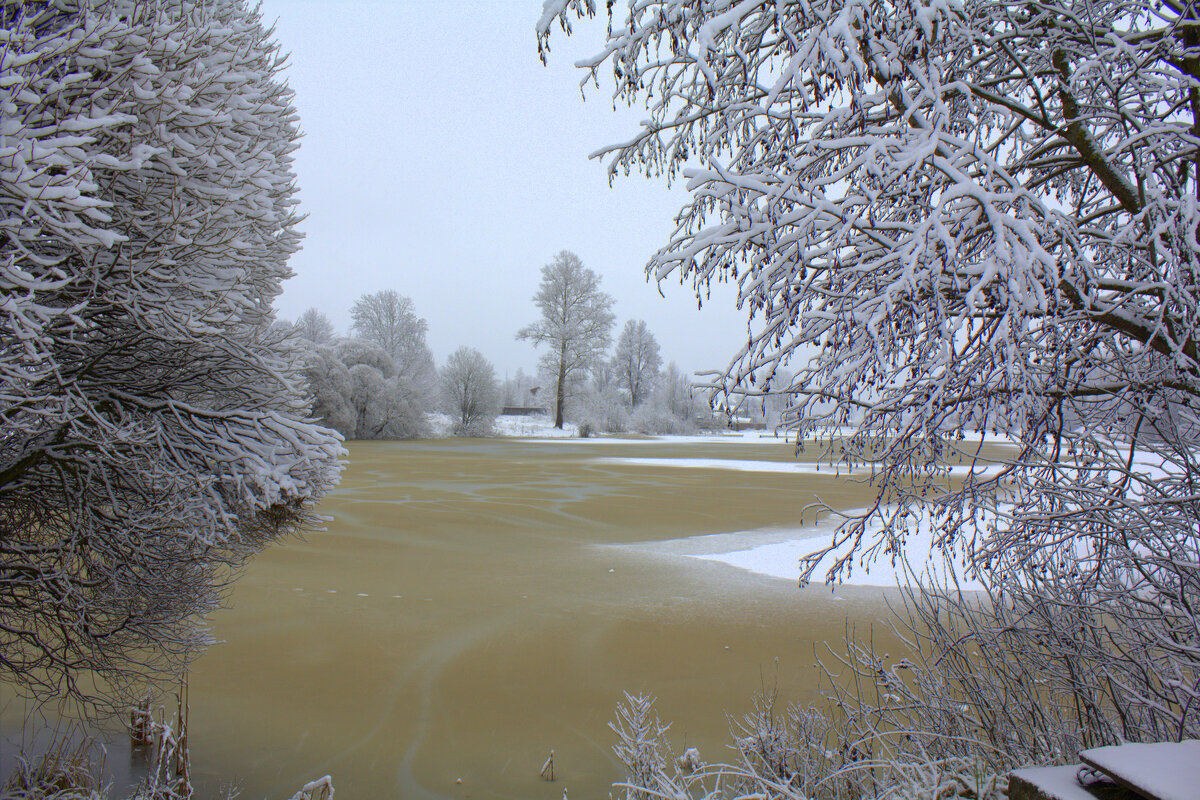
[
  {"left": 0, "top": 0, "right": 342, "bottom": 707},
  {"left": 570, "top": 384, "right": 630, "bottom": 434},
  {"left": 629, "top": 402, "right": 692, "bottom": 435},
  {"left": 294, "top": 338, "right": 430, "bottom": 440}
]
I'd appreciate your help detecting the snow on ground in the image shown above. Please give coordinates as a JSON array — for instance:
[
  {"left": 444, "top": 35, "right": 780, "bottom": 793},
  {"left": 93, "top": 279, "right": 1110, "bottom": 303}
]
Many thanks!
[
  {"left": 593, "top": 458, "right": 1006, "bottom": 479},
  {"left": 491, "top": 414, "right": 580, "bottom": 438}
]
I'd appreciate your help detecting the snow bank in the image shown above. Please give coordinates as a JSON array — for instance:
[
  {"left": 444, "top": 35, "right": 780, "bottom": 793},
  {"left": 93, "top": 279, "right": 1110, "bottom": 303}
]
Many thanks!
[{"left": 491, "top": 415, "right": 580, "bottom": 438}]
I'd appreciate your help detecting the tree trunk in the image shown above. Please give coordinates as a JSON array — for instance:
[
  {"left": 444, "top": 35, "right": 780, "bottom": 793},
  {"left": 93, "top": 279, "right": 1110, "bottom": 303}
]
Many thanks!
[{"left": 555, "top": 342, "right": 567, "bottom": 429}]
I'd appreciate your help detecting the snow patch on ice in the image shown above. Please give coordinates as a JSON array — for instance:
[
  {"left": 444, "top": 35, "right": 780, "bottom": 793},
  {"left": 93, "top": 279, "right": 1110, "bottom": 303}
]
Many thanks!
[
  {"left": 624, "top": 504, "right": 1004, "bottom": 590},
  {"left": 530, "top": 430, "right": 784, "bottom": 444},
  {"left": 593, "top": 457, "right": 866, "bottom": 475}
]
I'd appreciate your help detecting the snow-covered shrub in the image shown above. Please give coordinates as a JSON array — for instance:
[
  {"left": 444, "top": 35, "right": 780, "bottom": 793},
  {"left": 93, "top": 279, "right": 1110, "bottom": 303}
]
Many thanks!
[
  {"left": 570, "top": 384, "right": 630, "bottom": 433},
  {"left": 609, "top": 693, "right": 689, "bottom": 800},
  {"left": 0, "top": 0, "right": 342, "bottom": 707},
  {"left": 345, "top": 363, "right": 427, "bottom": 440},
  {"left": 1, "top": 737, "right": 104, "bottom": 800},
  {"left": 336, "top": 339, "right": 396, "bottom": 378},
  {"left": 294, "top": 338, "right": 430, "bottom": 439},
  {"left": 629, "top": 402, "right": 693, "bottom": 435}
]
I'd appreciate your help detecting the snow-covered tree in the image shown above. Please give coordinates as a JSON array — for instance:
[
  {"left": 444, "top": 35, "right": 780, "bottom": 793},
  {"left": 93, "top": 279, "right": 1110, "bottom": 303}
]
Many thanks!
[
  {"left": 517, "top": 251, "right": 615, "bottom": 428},
  {"left": 441, "top": 347, "right": 501, "bottom": 436},
  {"left": 542, "top": 0, "right": 1200, "bottom": 746},
  {"left": 331, "top": 339, "right": 428, "bottom": 439},
  {"left": 539, "top": 0, "right": 1200, "bottom": 561},
  {"left": 350, "top": 290, "right": 436, "bottom": 398},
  {"left": 613, "top": 319, "right": 662, "bottom": 407},
  {"left": 294, "top": 308, "right": 336, "bottom": 345},
  {"left": 0, "top": 0, "right": 342, "bottom": 706},
  {"left": 656, "top": 363, "right": 702, "bottom": 424}
]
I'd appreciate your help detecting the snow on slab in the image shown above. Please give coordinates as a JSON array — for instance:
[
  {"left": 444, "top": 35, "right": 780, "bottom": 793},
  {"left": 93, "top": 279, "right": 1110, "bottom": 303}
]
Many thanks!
[
  {"left": 1009, "top": 766, "right": 1114, "bottom": 800},
  {"left": 1080, "top": 740, "right": 1200, "bottom": 800}
]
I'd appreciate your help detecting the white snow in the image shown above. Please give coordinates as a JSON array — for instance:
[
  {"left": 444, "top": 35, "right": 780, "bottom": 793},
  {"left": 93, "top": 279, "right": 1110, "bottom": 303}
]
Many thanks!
[
  {"left": 1009, "top": 766, "right": 1110, "bottom": 800},
  {"left": 1080, "top": 739, "right": 1200, "bottom": 800},
  {"left": 524, "top": 430, "right": 785, "bottom": 444}
]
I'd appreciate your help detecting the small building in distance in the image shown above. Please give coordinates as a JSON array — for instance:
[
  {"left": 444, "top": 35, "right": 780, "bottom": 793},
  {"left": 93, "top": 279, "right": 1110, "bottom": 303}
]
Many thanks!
[{"left": 502, "top": 386, "right": 546, "bottom": 417}]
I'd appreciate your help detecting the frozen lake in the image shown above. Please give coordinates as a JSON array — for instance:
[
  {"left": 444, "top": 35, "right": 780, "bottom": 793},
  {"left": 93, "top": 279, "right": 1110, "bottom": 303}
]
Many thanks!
[{"left": 4, "top": 434, "right": 1011, "bottom": 800}]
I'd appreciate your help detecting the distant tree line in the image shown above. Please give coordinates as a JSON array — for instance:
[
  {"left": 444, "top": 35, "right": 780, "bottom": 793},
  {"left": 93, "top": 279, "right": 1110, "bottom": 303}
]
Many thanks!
[
  {"left": 291, "top": 250, "right": 715, "bottom": 440},
  {"left": 517, "top": 250, "right": 711, "bottom": 435}
]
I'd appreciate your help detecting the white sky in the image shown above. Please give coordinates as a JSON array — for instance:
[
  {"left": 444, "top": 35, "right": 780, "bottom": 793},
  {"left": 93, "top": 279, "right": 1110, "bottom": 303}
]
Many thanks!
[{"left": 260, "top": 0, "right": 750, "bottom": 379}]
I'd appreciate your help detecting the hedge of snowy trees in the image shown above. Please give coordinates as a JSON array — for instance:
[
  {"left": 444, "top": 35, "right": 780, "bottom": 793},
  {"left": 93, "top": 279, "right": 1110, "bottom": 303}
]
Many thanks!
[
  {"left": 540, "top": 0, "right": 1200, "bottom": 793},
  {"left": 0, "top": 0, "right": 342, "bottom": 707},
  {"left": 292, "top": 294, "right": 436, "bottom": 440}
]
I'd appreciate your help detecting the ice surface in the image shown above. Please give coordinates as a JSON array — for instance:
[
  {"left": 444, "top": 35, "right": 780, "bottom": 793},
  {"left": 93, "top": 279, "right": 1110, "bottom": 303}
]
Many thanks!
[{"left": 526, "top": 430, "right": 782, "bottom": 444}]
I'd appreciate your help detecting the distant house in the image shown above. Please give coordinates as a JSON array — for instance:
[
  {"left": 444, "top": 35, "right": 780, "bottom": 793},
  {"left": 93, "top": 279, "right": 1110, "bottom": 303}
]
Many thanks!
[{"left": 502, "top": 386, "right": 546, "bottom": 417}]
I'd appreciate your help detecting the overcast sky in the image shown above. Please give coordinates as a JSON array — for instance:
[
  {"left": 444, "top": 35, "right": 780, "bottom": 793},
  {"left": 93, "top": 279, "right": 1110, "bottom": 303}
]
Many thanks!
[{"left": 259, "top": 0, "right": 748, "bottom": 379}]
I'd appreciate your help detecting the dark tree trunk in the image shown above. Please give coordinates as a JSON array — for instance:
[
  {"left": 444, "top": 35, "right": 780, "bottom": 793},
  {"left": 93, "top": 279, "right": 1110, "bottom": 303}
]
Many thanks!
[{"left": 555, "top": 342, "right": 567, "bottom": 429}]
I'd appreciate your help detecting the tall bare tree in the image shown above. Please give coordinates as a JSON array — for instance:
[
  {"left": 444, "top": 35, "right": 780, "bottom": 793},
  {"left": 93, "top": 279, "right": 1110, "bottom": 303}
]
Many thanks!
[
  {"left": 517, "top": 251, "right": 615, "bottom": 428},
  {"left": 441, "top": 347, "right": 501, "bottom": 436},
  {"left": 294, "top": 308, "right": 336, "bottom": 345}
]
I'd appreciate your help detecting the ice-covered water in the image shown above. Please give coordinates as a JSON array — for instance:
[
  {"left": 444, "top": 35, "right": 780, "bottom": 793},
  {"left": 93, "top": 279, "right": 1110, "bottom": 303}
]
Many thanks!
[{"left": 4, "top": 434, "right": 1014, "bottom": 800}]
